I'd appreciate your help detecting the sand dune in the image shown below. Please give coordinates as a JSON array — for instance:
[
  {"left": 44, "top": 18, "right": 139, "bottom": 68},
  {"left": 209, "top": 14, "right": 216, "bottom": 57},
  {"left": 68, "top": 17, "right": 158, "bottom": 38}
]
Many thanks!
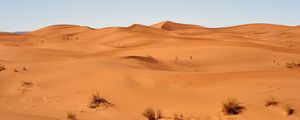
[
  {"left": 215, "top": 23, "right": 292, "bottom": 33},
  {"left": 0, "top": 21, "right": 299, "bottom": 120},
  {"left": 28, "top": 24, "right": 93, "bottom": 37},
  {"left": 151, "top": 21, "right": 206, "bottom": 30}
]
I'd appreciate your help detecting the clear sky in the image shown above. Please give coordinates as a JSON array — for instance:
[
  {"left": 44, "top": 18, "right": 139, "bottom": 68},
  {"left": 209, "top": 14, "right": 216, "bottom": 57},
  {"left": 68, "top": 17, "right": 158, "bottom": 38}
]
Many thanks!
[{"left": 0, "top": 0, "right": 300, "bottom": 31}]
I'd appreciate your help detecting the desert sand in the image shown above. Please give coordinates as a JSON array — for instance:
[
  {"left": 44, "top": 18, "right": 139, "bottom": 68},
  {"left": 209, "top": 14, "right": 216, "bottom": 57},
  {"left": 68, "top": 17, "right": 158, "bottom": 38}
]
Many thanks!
[{"left": 0, "top": 21, "right": 299, "bottom": 120}]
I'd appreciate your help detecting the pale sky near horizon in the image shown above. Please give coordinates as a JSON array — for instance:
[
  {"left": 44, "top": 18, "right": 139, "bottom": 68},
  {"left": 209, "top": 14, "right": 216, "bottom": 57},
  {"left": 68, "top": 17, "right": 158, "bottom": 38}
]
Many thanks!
[{"left": 0, "top": 0, "right": 300, "bottom": 31}]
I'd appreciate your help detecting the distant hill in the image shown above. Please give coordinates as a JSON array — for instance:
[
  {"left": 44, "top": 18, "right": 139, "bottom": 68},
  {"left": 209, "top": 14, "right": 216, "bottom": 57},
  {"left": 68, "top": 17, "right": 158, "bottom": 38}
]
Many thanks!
[{"left": 14, "top": 31, "right": 29, "bottom": 34}]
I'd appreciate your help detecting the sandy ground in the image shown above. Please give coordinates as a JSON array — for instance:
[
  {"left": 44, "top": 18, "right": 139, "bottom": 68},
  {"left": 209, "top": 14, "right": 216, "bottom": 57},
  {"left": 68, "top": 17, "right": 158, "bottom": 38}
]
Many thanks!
[{"left": 0, "top": 21, "right": 300, "bottom": 120}]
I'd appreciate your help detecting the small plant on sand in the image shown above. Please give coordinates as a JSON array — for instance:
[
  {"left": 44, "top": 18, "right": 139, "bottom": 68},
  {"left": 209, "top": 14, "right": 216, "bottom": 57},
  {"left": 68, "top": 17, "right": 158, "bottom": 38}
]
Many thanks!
[
  {"left": 222, "top": 97, "right": 244, "bottom": 115},
  {"left": 142, "top": 108, "right": 163, "bottom": 120},
  {"left": 89, "top": 93, "right": 112, "bottom": 108},
  {"left": 66, "top": 112, "right": 77, "bottom": 120},
  {"left": 0, "top": 65, "right": 6, "bottom": 71},
  {"left": 23, "top": 66, "right": 28, "bottom": 71},
  {"left": 283, "top": 104, "right": 294, "bottom": 116},
  {"left": 21, "top": 80, "right": 33, "bottom": 87},
  {"left": 14, "top": 68, "right": 19, "bottom": 72},
  {"left": 286, "top": 63, "right": 293, "bottom": 69},
  {"left": 286, "top": 62, "right": 300, "bottom": 69},
  {"left": 265, "top": 97, "right": 278, "bottom": 107}
]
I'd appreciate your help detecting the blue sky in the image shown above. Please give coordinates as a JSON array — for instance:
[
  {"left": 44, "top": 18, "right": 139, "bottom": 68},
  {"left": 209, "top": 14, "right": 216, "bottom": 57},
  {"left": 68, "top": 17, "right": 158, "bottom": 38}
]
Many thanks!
[{"left": 0, "top": 0, "right": 300, "bottom": 31}]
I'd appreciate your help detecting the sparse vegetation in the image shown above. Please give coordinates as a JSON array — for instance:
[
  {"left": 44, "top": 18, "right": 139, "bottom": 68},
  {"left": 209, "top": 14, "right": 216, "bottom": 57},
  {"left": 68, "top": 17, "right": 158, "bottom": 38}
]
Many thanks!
[
  {"left": 125, "top": 55, "right": 158, "bottom": 63},
  {"left": 265, "top": 97, "right": 278, "bottom": 107},
  {"left": 21, "top": 80, "right": 33, "bottom": 87},
  {"left": 23, "top": 66, "right": 28, "bottom": 71},
  {"left": 286, "top": 62, "right": 300, "bottom": 69},
  {"left": 222, "top": 97, "right": 244, "bottom": 115},
  {"left": 142, "top": 108, "right": 163, "bottom": 120},
  {"left": 89, "top": 93, "right": 112, "bottom": 108},
  {"left": 14, "top": 68, "right": 19, "bottom": 72},
  {"left": 66, "top": 112, "right": 77, "bottom": 120},
  {"left": 283, "top": 104, "right": 294, "bottom": 116},
  {"left": 0, "top": 65, "right": 6, "bottom": 71},
  {"left": 286, "top": 63, "right": 293, "bottom": 69}
]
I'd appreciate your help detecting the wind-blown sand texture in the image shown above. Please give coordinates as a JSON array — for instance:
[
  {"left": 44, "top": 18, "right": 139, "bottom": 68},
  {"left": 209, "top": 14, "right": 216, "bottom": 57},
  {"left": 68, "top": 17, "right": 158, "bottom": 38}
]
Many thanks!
[{"left": 0, "top": 21, "right": 299, "bottom": 120}]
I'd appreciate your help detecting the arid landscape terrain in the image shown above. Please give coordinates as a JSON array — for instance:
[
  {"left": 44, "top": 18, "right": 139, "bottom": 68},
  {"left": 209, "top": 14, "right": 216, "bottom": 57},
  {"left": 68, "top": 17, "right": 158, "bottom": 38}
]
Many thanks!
[{"left": 0, "top": 21, "right": 299, "bottom": 120}]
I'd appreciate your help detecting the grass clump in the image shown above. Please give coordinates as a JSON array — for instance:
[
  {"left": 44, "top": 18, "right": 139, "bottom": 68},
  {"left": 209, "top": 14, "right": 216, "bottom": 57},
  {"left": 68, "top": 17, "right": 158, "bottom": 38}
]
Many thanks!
[
  {"left": 21, "top": 80, "right": 33, "bottom": 87},
  {"left": 265, "top": 97, "right": 278, "bottom": 107},
  {"left": 66, "top": 112, "right": 77, "bottom": 120},
  {"left": 89, "top": 93, "right": 112, "bottom": 109},
  {"left": 142, "top": 108, "right": 163, "bottom": 120},
  {"left": 283, "top": 104, "right": 294, "bottom": 116},
  {"left": 286, "top": 63, "right": 293, "bottom": 69},
  {"left": 222, "top": 97, "right": 244, "bottom": 115},
  {"left": 0, "top": 65, "right": 6, "bottom": 71},
  {"left": 23, "top": 66, "right": 28, "bottom": 71},
  {"left": 286, "top": 62, "right": 300, "bottom": 69}
]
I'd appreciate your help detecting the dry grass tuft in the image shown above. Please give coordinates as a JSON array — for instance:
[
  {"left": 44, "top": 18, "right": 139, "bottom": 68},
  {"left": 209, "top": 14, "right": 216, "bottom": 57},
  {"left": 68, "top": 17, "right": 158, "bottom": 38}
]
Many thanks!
[
  {"left": 125, "top": 55, "right": 158, "bottom": 63},
  {"left": 21, "top": 81, "right": 33, "bottom": 87},
  {"left": 284, "top": 104, "right": 294, "bottom": 116},
  {"left": 0, "top": 65, "right": 6, "bottom": 71},
  {"left": 265, "top": 97, "right": 278, "bottom": 107},
  {"left": 286, "top": 63, "right": 293, "bottom": 69},
  {"left": 89, "top": 93, "right": 112, "bottom": 109},
  {"left": 222, "top": 97, "right": 244, "bottom": 115},
  {"left": 286, "top": 62, "right": 300, "bottom": 69},
  {"left": 66, "top": 112, "right": 77, "bottom": 120},
  {"left": 142, "top": 108, "right": 163, "bottom": 120},
  {"left": 23, "top": 66, "right": 28, "bottom": 71}
]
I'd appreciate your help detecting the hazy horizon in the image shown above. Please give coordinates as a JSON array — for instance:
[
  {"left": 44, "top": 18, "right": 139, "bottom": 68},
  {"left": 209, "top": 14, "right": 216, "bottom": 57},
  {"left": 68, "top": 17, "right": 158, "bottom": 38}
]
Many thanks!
[{"left": 1, "top": 0, "right": 300, "bottom": 32}]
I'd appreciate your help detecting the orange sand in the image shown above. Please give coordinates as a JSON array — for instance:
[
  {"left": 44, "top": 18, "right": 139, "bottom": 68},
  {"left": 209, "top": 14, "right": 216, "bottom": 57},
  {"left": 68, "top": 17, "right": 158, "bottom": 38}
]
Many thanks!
[{"left": 0, "top": 21, "right": 299, "bottom": 120}]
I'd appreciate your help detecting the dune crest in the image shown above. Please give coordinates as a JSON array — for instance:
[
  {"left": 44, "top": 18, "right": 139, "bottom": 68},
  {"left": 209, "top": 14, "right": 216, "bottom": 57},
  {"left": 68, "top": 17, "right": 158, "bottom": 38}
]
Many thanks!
[
  {"left": 28, "top": 24, "right": 93, "bottom": 37},
  {"left": 151, "top": 21, "right": 206, "bottom": 30}
]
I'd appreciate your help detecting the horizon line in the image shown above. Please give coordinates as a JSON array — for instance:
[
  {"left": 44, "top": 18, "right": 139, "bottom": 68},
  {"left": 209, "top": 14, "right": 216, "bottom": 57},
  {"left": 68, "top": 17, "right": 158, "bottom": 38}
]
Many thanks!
[{"left": 1, "top": 21, "right": 299, "bottom": 32}]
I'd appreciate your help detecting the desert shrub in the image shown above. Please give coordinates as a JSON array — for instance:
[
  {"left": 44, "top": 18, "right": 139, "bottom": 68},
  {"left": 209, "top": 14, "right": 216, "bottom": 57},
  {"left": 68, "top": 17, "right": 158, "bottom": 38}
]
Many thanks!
[
  {"left": 23, "top": 66, "right": 28, "bottom": 71},
  {"left": 286, "top": 62, "right": 300, "bottom": 69},
  {"left": 283, "top": 104, "right": 294, "bottom": 116},
  {"left": 0, "top": 65, "right": 6, "bottom": 71},
  {"left": 142, "top": 108, "right": 163, "bottom": 120},
  {"left": 222, "top": 97, "right": 244, "bottom": 115},
  {"left": 89, "top": 93, "right": 112, "bottom": 108},
  {"left": 66, "top": 112, "right": 77, "bottom": 120},
  {"left": 265, "top": 97, "right": 278, "bottom": 107},
  {"left": 286, "top": 63, "right": 293, "bottom": 69},
  {"left": 21, "top": 81, "right": 33, "bottom": 87},
  {"left": 125, "top": 55, "right": 158, "bottom": 63}
]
